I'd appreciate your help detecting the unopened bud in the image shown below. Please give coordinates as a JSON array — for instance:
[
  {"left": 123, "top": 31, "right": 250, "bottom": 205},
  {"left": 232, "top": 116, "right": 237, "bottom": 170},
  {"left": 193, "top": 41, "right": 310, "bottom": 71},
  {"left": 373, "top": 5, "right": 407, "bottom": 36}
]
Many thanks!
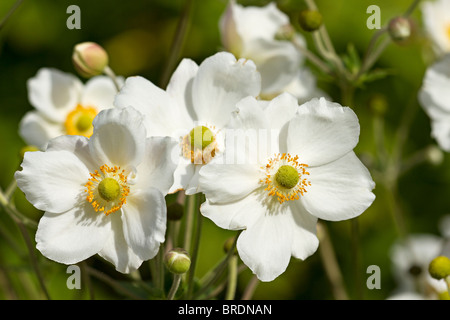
[
  {"left": 426, "top": 145, "right": 444, "bottom": 166},
  {"left": 298, "top": 10, "right": 322, "bottom": 32},
  {"left": 167, "top": 202, "right": 184, "bottom": 221},
  {"left": 388, "top": 17, "right": 412, "bottom": 43},
  {"left": 72, "top": 42, "right": 109, "bottom": 78},
  {"left": 428, "top": 255, "right": 450, "bottom": 280},
  {"left": 223, "top": 237, "right": 237, "bottom": 255},
  {"left": 369, "top": 94, "right": 388, "bottom": 116},
  {"left": 165, "top": 248, "right": 191, "bottom": 275}
]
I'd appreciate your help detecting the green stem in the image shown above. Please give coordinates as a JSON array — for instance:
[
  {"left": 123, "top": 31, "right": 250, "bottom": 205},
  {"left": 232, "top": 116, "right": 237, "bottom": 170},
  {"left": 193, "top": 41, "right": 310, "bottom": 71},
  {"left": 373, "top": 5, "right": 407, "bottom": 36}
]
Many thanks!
[
  {"left": 159, "top": 0, "right": 194, "bottom": 89},
  {"left": 291, "top": 36, "right": 332, "bottom": 75},
  {"left": 0, "top": 0, "right": 24, "bottom": 31},
  {"left": 351, "top": 218, "right": 363, "bottom": 300},
  {"left": 186, "top": 193, "right": 204, "bottom": 299},
  {"left": 183, "top": 194, "right": 196, "bottom": 252},
  {"left": 103, "top": 66, "right": 121, "bottom": 92},
  {"left": 167, "top": 274, "right": 182, "bottom": 300},
  {"left": 225, "top": 255, "right": 238, "bottom": 300},
  {"left": 241, "top": 275, "right": 259, "bottom": 300}
]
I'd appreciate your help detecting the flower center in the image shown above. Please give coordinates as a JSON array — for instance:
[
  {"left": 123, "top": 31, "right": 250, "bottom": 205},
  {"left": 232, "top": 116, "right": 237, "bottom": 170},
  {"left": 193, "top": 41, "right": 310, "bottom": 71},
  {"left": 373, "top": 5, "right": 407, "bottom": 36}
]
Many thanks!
[
  {"left": 85, "top": 164, "right": 130, "bottom": 215},
  {"left": 275, "top": 165, "right": 300, "bottom": 189},
  {"left": 182, "top": 125, "right": 218, "bottom": 164},
  {"left": 262, "top": 153, "right": 311, "bottom": 204},
  {"left": 65, "top": 104, "right": 97, "bottom": 137},
  {"left": 97, "top": 177, "right": 121, "bottom": 202}
]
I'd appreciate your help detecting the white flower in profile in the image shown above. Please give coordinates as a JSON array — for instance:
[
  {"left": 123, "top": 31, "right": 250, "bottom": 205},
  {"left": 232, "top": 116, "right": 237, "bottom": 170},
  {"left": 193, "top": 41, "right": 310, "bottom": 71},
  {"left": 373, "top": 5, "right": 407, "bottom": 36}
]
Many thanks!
[
  {"left": 219, "top": 0, "right": 325, "bottom": 102},
  {"left": 421, "top": 0, "right": 450, "bottom": 56},
  {"left": 19, "top": 68, "right": 121, "bottom": 150},
  {"left": 418, "top": 54, "right": 450, "bottom": 151},
  {"left": 15, "top": 107, "right": 177, "bottom": 273},
  {"left": 114, "top": 51, "right": 261, "bottom": 195},
  {"left": 388, "top": 234, "right": 448, "bottom": 300},
  {"left": 198, "top": 94, "right": 375, "bottom": 281}
]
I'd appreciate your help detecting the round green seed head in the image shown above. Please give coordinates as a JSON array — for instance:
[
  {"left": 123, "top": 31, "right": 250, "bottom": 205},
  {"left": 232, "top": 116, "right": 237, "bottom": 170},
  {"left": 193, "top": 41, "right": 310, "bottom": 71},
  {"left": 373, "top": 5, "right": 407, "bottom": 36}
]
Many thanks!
[
  {"left": 275, "top": 165, "right": 299, "bottom": 189},
  {"left": 298, "top": 10, "right": 323, "bottom": 32},
  {"left": 428, "top": 256, "right": 450, "bottom": 280},
  {"left": 165, "top": 248, "right": 191, "bottom": 275},
  {"left": 98, "top": 178, "right": 121, "bottom": 202},
  {"left": 189, "top": 126, "right": 214, "bottom": 150}
]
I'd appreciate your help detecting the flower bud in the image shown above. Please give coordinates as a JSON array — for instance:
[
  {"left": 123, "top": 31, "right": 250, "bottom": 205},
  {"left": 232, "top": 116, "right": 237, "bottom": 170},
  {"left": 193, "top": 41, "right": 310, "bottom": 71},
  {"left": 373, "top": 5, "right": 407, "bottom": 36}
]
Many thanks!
[
  {"left": 167, "top": 202, "right": 184, "bottom": 221},
  {"left": 72, "top": 42, "right": 109, "bottom": 78},
  {"left": 298, "top": 10, "right": 322, "bottom": 32},
  {"left": 223, "top": 237, "right": 238, "bottom": 255},
  {"left": 388, "top": 17, "right": 412, "bottom": 43},
  {"left": 275, "top": 24, "right": 295, "bottom": 41},
  {"left": 428, "top": 255, "right": 450, "bottom": 280},
  {"left": 369, "top": 94, "right": 388, "bottom": 116},
  {"left": 165, "top": 248, "right": 191, "bottom": 275},
  {"left": 426, "top": 145, "right": 444, "bottom": 166}
]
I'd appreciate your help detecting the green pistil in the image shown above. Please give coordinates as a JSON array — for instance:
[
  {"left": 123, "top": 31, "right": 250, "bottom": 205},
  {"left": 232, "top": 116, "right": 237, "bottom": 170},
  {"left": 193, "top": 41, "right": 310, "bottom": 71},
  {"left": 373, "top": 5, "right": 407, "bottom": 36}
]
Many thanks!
[
  {"left": 275, "top": 165, "right": 299, "bottom": 189},
  {"left": 189, "top": 126, "right": 214, "bottom": 150},
  {"left": 98, "top": 178, "right": 120, "bottom": 202}
]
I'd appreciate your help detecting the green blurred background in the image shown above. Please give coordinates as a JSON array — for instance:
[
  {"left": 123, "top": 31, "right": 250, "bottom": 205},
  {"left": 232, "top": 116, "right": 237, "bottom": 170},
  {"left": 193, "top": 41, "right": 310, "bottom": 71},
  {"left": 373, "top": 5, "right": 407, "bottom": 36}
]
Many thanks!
[{"left": 0, "top": 0, "right": 448, "bottom": 300}]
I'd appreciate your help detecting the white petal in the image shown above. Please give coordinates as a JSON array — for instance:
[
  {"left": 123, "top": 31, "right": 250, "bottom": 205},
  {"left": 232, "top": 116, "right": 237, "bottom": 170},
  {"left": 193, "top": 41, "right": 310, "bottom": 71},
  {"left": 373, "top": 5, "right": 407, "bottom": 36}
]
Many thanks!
[
  {"left": 27, "top": 68, "right": 83, "bottom": 122},
  {"left": 166, "top": 58, "right": 199, "bottom": 121},
  {"left": 169, "top": 158, "right": 196, "bottom": 194},
  {"left": 192, "top": 52, "right": 261, "bottom": 128},
  {"left": 185, "top": 164, "right": 202, "bottom": 195},
  {"left": 89, "top": 107, "right": 147, "bottom": 168},
  {"left": 46, "top": 135, "right": 97, "bottom": 171},
  {"left": 81, "top": 75, "right": 122, "bottom": 110},
  {"left": 114, "top": 76, "right": 192, "bottom": 137},
  {"left": 419, "top": 54, "right": 450, "bottom": 114},
  {"left": 237, "top": 210, "right": 293, "bottom": 282},
  {"left": 18, "top": 111, "right": 64, "bottom": 150},
  {"left": 35, "top": 203, "right": 110, "bottom": 265},
  {"left": 98, "top": 213, "right": 143, "bottom": 274},
  {"left": 232, "top": 2, "right": 290, "bottom": 43},
  {"left": 200, "top": 189, "right": 263, "bottom": 231},
  {"left": 137, "top": 136, "right": 178, "bottom": 195},
  {"left": 121, "top": 188, "right": 167, "bottom": 261},
  {"left": 287, "top": 98, "right": 360, "bottom": 166},
  {"left": 244, "top": 38, "right": 301, "bottom": 95},
  {"left": 15, "top": 150, "right": 89, "bottom": 213},
  {"left": 288, "top": 201, "right": 319, "bottom": 260},
  {"left": 300, "top": 152, "right": 375, "bottom": 221},
  {"left": 199, "top": 162, "right": 261, "bottom": 204}
]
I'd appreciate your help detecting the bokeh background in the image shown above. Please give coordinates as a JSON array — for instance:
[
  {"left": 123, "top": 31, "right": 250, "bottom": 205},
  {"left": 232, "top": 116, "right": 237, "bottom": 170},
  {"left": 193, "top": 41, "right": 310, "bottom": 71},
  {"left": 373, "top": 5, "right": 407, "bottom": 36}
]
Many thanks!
[{"left": 0, "top": 0, "right": 449, "bottom": 300}]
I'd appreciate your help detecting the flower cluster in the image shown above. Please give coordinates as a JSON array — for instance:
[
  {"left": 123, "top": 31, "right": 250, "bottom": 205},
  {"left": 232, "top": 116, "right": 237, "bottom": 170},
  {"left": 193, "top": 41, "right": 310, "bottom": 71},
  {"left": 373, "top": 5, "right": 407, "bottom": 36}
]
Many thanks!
[{"left": 9, "top": 0, "right": 450, "bottom": 300}]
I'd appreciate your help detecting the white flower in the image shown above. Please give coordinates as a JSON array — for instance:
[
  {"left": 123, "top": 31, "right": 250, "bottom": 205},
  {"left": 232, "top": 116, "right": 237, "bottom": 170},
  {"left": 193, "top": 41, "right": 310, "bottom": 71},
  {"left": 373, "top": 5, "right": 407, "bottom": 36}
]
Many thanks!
[
  {"left": 422, "top": 0, "right": 450, "bottom": 56},
  {"left": 198, "top": 94, "right": 375, "bottom": 281},
  {"left": 15, "top": 107, "right": 177, "bottom": 273},
  {"left": 219, "top": 1, "right": 325, "bottom": 102},
  {"left": 19, "top": 68, "right": 121, "bottom": 150},
  {"left": 418, "top": 54, "right": 450, "bottom": 151},
  {"left": 114, "top": 51, "right": 261, "bottom": 195},
  {"left": 389, "top": 234, "right": 448, "bottom": 300}
]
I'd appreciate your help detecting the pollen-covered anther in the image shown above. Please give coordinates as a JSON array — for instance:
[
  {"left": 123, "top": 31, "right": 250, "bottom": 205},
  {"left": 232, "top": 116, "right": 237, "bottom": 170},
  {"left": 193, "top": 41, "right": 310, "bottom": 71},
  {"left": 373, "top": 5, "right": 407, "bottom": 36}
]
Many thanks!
[
  {"left": 85, "top": 164, "right": 130, "bottom": 215},
  {"left": 182, "top": 125, "right": 218, "bottom": 164},
  {"left": 261, "top": 153, "right": 311, "bottom": 204}
]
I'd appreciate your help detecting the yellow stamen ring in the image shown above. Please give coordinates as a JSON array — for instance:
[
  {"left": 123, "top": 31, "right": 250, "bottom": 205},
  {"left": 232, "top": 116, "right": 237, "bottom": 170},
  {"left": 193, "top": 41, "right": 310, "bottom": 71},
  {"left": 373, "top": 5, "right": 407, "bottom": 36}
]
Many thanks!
[
  {"left": 85, "top": 164, "right": 130, "bottom": 215},
  {"left": 261, "top": 153, "right": 311, "bottom": 204},
  {"left": 65, "top": 104, "right": 98, "bottom": 137}
]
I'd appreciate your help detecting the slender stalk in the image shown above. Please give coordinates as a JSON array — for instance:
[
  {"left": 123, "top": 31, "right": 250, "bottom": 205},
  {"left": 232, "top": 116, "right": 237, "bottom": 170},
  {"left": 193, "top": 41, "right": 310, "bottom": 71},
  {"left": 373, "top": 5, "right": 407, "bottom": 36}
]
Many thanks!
[
  {"left": 351, "top": 218, "right": 363, "bottom": 300},
  {"left": 317, "top": 222, "right": 349, "bottom": 300},
  {"left": 103, "top": 66, "right": 121, "bottom": 92},
  {"left": 80, "top": 261, "right": 95, "bottom": 300},
  {"left": 183, "top": 194, "right": 196, "bottom": 252},
  {"left": 225, "top": 255, "right": 238, "bottom": 300},
  {"left": 0, "top": 0, "right": 24, "bottom": 31},
  {"left": 167, "top": 274, "right": 182, "bottom": 300},
  {"left": 241, "top": 274, "right": 259, "bottom": 300},
  {"left": 159, "top": 0, "right": 194, "bottom": 89},
  {"left": 291, "top": 36, "right": 332, "bottom": 75},
  {"left": 186, "top": 193, "right": 204, "bottom": 299}
]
